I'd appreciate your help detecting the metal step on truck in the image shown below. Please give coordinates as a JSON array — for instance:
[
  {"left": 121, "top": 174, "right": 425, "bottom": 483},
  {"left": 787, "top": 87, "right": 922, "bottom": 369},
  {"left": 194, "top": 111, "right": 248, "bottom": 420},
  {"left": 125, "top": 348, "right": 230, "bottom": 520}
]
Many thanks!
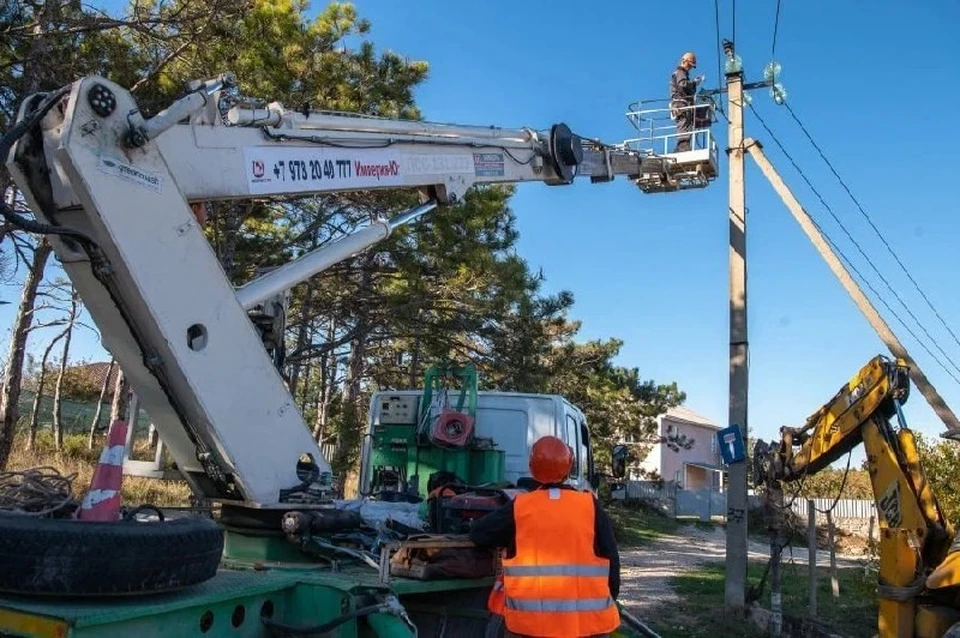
[{"left": 0, "top": 71, "right": 676, "bottom": 637}]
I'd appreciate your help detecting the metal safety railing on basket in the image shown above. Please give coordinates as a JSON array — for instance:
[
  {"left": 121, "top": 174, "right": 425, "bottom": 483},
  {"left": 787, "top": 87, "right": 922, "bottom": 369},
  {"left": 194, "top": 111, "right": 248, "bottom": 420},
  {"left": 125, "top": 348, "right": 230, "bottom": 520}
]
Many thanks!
[
  {"left": 623, "top": 98, "right": 717, "bottom": 156},
  {"left": 620, "top": 97, "right": 721, "bottom": 193}
]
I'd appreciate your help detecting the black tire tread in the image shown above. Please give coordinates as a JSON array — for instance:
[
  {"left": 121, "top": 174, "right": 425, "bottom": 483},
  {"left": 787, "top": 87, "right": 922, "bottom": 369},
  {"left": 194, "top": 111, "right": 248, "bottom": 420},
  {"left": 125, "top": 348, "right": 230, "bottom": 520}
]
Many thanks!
[{"left": 0, "top": 514, "right": 224, "bottom": 596}]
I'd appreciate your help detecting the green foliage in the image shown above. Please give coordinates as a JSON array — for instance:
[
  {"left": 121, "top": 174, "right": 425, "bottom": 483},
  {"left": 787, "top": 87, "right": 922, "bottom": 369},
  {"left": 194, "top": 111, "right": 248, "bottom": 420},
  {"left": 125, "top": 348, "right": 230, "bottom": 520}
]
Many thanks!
[
  {"left": 21, "top": 361, "right": 111, "bottom": 404},
  {"left": 796, "top": 467, "right": 875, "bottom": 501},
  {"left": 57, "top": 361, "right": 112, "bottom": 403},
  {"left": 3, "top": 0, "right": 688, "bottom": 488},
  {"left": 913, "top": 431, "right": 960, "bottom": 524}
]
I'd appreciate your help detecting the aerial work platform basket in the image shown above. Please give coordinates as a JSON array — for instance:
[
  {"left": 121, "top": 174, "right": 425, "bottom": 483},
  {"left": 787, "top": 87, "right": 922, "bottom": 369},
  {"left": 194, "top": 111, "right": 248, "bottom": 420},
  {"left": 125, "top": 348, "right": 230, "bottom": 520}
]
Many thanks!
[{"left": 622, "top": 98, "right": 719, "bottom": 194}]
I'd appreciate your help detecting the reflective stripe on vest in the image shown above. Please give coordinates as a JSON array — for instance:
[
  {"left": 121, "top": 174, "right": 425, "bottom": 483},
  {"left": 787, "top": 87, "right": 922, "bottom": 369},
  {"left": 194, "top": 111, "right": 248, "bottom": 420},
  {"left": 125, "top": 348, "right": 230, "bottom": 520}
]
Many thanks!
[
  {"left": 503, "top": 564, "right": 609, "bottom": 577},
  {"left": 505, "top": 596, "right": 616, "bottom": 612}
]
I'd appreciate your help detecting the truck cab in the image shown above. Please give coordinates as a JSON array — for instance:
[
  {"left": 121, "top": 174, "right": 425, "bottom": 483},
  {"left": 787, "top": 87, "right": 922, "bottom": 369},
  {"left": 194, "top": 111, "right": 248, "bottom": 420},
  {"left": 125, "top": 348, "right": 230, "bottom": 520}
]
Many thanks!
[{"left": 359, "top": 390, "right": 596, "bottom": 500}]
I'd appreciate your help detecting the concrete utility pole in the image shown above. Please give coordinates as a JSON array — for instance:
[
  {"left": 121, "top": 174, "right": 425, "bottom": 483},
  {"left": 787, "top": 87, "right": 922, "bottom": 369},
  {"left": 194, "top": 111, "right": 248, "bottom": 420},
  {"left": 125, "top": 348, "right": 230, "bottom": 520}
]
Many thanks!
[{"left": 724, "top": 41, "right": 749, "bottom": 610}]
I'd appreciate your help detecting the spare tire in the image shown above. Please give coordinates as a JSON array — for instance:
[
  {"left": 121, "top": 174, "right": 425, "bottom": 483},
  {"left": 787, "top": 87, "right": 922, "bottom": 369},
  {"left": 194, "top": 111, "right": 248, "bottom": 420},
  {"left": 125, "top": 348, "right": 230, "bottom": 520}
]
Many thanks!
[{"left": 0, "top": 513, "right": 224, "bottom": 596}]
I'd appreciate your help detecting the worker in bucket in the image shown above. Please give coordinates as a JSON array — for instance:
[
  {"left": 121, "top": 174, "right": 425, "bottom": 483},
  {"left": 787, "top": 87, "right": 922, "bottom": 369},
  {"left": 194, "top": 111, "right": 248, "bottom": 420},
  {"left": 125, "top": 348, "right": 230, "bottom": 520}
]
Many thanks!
[
  {"left": 670, "top": 51, "right": 706, "bottom": 152},
  {"left": 469, "top": 435, "right": 621, "bottom": 637}
]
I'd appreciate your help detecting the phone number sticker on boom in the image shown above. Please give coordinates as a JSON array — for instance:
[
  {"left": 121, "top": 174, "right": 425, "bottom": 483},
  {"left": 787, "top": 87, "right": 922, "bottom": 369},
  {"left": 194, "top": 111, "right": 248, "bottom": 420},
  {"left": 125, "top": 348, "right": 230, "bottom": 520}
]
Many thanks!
[{"left": 244, "top": 147, "right": 404, "bottom": 195}]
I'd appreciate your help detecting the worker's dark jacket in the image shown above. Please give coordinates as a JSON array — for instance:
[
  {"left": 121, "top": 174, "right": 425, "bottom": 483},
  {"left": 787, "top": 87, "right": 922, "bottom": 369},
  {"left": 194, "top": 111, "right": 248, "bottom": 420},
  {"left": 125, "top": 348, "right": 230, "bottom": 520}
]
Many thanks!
[
  {"left": 468, "top": 484, "right": 621, "bottom": 599},
  {"left": 670, "top": 66, "right": 697, "bottom": 106}
]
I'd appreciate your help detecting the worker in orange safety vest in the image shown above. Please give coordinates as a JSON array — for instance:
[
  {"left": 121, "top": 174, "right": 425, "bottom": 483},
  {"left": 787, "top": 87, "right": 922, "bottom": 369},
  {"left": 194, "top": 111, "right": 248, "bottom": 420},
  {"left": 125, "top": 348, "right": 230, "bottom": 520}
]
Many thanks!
[{"left": 469, "top": 435, "right": 621, "bottom": 638}]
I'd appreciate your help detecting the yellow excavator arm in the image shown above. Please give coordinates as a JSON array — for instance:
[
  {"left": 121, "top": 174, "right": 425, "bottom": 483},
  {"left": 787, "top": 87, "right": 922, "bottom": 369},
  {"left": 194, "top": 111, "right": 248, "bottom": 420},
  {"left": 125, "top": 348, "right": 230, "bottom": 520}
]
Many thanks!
[{"left": 753, "top": 354, "right": 960, "bottom": 638}]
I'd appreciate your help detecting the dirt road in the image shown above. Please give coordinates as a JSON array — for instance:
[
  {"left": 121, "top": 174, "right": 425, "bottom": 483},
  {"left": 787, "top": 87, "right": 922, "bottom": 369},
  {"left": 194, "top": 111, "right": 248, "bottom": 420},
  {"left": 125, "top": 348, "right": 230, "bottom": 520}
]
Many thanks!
[{"left": 617, "top": 523, "right": 869, "bottom": 620}]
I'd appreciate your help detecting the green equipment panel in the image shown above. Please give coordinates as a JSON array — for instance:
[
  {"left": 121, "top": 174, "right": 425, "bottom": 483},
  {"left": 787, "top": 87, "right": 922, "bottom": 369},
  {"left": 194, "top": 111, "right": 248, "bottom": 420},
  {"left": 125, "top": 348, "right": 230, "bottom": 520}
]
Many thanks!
[{"left": 370, "top": 422, "right": 505, "bottom": 499}]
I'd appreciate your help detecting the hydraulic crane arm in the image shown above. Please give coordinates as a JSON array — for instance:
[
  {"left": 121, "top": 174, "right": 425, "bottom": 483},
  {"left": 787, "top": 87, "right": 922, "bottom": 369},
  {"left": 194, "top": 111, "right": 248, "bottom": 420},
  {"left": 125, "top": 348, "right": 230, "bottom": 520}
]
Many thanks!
[
  {"left": 4, "top": 74, "right": 668, "bottom": 511},
  {"left": 754, "top": 355, "right": 960, "bottom": 637},
  {"left": 756, "top": 355, "right": 912, "bottom": 481}
]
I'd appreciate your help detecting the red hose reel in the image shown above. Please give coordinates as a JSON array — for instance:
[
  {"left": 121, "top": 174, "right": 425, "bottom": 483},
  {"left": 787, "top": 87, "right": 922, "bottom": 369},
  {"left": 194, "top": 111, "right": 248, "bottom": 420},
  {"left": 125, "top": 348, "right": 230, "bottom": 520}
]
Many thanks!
[{"left": 430, "top": 407, "right": 475, "bottom": 447}]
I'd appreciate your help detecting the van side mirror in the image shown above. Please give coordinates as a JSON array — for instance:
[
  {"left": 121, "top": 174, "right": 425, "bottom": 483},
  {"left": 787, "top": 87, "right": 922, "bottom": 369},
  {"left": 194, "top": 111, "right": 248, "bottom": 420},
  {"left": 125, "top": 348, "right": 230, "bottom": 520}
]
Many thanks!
[{"left": 611, "top": 444, "right": 629, "bottom": 479}]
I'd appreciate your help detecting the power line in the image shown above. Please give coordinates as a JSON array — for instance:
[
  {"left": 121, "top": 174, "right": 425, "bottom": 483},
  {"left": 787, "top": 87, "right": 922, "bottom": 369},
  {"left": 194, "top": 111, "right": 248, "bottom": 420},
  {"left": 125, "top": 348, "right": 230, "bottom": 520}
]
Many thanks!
[
  {"left": 714, "top": 0, "right": 724, "bottom": 115},
  {"left": 731, "top": 0, "right": 737, "bottom": 50},
  {"left": 771, "top": 0, "right": 783, "bottom": 59},
  {"left": 747, "top": 103, "right": 960, "bottom": 386},
  {"left": 749, "top": 104, "right": 960, "bottom": 383},
  {"left": 783, "top": 101, "right": 960, "bottom": 354}
]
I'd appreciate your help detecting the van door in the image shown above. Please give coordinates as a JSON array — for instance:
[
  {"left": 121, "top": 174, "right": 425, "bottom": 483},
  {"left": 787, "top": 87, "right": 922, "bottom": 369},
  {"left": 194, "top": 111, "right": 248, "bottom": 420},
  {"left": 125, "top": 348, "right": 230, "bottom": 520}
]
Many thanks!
[
  {"left": 564, "top": 410, "right": 584, "bottom": 489},
  {"left": 580, "top": 419, "right": 594, "bottom": 492}
]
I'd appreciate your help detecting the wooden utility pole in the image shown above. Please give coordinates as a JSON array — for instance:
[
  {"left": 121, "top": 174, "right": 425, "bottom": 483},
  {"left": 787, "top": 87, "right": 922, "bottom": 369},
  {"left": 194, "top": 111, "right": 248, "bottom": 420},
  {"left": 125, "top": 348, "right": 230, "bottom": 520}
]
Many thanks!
[{"left": 724, "top": 44, "right": 749, "bottom": 610}]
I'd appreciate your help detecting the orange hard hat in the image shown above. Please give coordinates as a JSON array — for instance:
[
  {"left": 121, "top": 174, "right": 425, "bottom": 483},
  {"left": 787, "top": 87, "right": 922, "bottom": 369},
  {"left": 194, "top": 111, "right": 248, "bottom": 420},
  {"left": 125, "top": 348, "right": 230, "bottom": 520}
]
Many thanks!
[{"left": 529, "top": 435, "right": 573, "bottom": 484}]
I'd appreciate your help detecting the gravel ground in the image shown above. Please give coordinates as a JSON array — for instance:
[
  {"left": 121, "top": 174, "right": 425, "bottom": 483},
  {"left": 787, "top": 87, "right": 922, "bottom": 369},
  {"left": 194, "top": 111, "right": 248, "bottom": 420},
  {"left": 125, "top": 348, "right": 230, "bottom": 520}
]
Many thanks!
[{"left": 617, "top": 524, "right": 869, "bottom": 620}]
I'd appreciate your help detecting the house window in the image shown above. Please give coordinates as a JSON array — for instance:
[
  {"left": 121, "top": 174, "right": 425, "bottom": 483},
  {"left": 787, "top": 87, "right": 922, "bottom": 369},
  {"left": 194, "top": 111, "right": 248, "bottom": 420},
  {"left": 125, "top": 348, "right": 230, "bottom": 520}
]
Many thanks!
[{"left": 711, "top": 433, "right": 717, "bottom": 455}]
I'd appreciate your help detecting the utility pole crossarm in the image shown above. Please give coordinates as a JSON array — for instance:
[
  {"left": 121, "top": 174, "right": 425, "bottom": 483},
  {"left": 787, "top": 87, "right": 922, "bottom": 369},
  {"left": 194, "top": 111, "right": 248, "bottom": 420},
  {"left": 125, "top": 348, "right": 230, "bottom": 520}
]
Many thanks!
[{"left": 744, "top": 137, "right": 960, "bottom": 432}]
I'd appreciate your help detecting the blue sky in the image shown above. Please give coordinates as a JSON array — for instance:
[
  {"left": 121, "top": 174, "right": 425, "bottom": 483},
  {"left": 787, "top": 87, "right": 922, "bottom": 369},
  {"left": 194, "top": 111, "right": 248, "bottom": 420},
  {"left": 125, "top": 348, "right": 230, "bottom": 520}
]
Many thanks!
[{"left": 5, "top": 0, "right": 960, "bottom": 470}]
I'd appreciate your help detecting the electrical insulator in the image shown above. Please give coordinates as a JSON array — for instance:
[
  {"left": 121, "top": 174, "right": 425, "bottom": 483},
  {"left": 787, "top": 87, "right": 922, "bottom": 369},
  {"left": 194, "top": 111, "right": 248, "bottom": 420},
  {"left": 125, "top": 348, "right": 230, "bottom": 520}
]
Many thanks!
[
  {"left": 725, "top": 54, "right": 743, "bottom": 74},
  {"left": 771, "top": 83, "right": 787, "bottom": 105},
  {"left": 763, "top": 62, "right": 782, "bottom": 82}
]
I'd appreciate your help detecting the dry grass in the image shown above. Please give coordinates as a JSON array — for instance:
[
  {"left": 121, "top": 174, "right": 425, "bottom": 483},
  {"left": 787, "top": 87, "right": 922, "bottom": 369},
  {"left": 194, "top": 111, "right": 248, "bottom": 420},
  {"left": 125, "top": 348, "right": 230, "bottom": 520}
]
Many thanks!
[{"left": 6, "top": 431, "right": 192, "bottom": 508}]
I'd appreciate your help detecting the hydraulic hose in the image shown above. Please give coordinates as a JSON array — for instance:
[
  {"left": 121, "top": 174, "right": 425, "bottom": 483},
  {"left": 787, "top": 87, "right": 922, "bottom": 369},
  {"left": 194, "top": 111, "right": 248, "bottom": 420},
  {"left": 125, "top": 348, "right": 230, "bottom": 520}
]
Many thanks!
[{"left": 0, "top": 86, "right": 95, "bottom": 243}]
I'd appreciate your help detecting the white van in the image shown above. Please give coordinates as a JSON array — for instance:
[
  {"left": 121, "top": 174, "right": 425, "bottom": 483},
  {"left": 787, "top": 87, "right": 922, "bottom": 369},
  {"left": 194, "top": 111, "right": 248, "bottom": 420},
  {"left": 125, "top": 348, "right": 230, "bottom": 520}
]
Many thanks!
[{"left": 358, "top": 390, "right": 598, "bottom": 498}]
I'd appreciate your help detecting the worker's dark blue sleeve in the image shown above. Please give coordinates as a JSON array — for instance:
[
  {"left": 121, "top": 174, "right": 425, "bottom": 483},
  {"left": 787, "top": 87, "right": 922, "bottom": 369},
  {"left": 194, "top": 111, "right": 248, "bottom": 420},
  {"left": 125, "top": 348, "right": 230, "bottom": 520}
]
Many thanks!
[
  {"left": 670, "top": 68, "right": 698, "bottom": 103},
  {"left": 468, "top": 500, "right": 516, "bottom": 555},
  {"left": 593, "top": 496, "right": 621, "bottom": 600}
]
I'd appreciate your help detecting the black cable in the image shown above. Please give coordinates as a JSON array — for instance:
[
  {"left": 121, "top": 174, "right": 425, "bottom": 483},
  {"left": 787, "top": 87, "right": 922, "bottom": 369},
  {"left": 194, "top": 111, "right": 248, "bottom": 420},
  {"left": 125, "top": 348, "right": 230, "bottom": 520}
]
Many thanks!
[
  {"left": 812, "top": 448, "right": 853, "bottom": 516},
  {"left": 0, "top": 466, "right": 76, "bottom": 516},
  {"left": 783, "top": 101, "right": 960, "bottom": 355},
  {"left": 749, "top": 103, "right": 960, "bottom": 386},
  {"left": 0, "top": 87, "right": 96, "bottom": 244},
  {"left": 714, "top": 0, "right": 725, "bottom": 115},
  {"left": 771, "top": 0, "right": 783, "bottom": 59},
  {"left": 732, "top": 0, "right": 737, "bottom": 50}
]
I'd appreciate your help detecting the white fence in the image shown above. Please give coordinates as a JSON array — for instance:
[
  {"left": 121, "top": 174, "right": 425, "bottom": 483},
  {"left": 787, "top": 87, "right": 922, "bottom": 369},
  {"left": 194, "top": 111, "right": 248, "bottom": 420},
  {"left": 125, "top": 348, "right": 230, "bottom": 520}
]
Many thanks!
[
  {"left": 623, "top": 481, "right": 667, "bottom": 502},
  {"left": 787, "top": 497, "right": 876, "bottom": 524}
]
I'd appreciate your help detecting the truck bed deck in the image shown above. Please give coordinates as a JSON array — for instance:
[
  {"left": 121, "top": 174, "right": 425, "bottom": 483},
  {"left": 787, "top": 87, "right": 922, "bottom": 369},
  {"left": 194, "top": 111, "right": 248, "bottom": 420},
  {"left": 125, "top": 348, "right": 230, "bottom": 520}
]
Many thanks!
[{"left": 0, "top": 566, "right": 495, "bottom": 637}]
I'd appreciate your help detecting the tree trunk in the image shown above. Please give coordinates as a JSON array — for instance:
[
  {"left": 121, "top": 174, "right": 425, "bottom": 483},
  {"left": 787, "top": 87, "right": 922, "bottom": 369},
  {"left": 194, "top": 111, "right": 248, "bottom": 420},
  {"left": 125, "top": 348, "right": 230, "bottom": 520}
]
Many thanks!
[
  {"left": 313, "top": 352, "right": 329, "bottom": 441},
  {"left": 51, "top": 291, "right": 78, "bottom": 450},
  {"left": 313, "top": 317, "right": 338, "bottom": 443},
  {"left": 88, "top": 359, "right": 116, "bottom": 449},
  {"left": 216, "top": 202, "right": 245, "bottom": 282},
  {"left": 408, "top": 330, "right": 422, "bottom": 389},
  {"left": 287, "top": 231, "right": 319, "bottom": 397},
  {"left": 110, "top": 368, "right": 129, "bottom": 423},
  {"left": 297, "top": 360, "right": 312, "bottom": 415},
  {"left": 27, "top": 326, "right": 69, "bottom": 450},
  {"left": 0, "top": 238, "right": 52, "bottom": 470},
  {"left": 332, "top": 259, "right": 373, "bottom": 494}
]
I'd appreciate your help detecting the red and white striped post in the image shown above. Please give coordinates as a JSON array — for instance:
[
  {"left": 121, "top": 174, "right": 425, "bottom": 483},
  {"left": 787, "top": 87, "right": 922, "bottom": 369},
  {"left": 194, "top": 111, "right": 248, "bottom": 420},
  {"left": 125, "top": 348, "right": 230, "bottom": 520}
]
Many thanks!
[{"left": 76, "top": 419, "right": 128, "bottom": 521}]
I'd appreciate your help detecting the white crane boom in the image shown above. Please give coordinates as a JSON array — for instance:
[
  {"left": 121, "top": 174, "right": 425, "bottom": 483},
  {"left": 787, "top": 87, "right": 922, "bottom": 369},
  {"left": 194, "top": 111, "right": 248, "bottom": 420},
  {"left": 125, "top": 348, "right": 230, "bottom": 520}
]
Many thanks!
[{"left": 4, "top": 74, "right": 673, "bottom": 510}]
